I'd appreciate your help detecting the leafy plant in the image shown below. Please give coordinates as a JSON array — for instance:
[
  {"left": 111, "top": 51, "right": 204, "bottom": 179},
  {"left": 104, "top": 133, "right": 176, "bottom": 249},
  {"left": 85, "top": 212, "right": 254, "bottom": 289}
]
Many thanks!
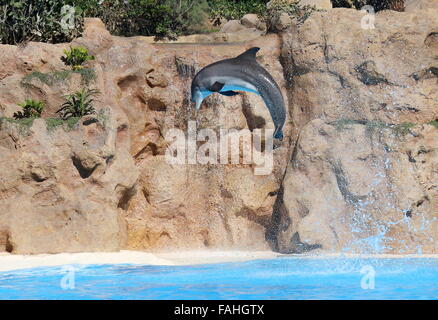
[
  {"left": 56, "top": 88, "right": 99, "bottom": 120},
  {"left": 61, "top": 47, "right": 95, "bottom": 70},
  {"left": 13, "top": 99, "right": 44, "bottom": 119},
  {"left": 0, "top": 0, "right": 83, "bottom": 45}
]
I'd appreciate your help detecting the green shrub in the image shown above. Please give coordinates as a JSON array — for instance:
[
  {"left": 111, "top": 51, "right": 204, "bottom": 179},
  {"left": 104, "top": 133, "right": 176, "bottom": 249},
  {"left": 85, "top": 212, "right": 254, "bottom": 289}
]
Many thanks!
[
  {"left": 208, "top": 0, "right": 267, "bottom": 22},
  {"left": 0, "top": 0, "right": 83, "bottom": 45},
  {"left": 71, "top": 0, "right": 209, "bottom": 40},
  {"left": 13, "top": 99, "right": 44, "bottom": 119},
  {"left": 61, "top": 47, "right": 95, "bottom": 70},
  {"left": 56, "top": 88, "right": 99, "bottom": 120}
]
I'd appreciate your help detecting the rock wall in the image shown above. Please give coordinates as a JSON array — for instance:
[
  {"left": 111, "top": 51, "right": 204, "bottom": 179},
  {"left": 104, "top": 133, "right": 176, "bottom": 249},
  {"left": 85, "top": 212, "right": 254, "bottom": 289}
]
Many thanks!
[
  {"left": 275, "top": 7, "right": 438, "bottom": 254},
  {"left": 0, "top": 5, "right": 437, "bottom": 254},
  {"left": 281, "top": 8, "right": 438, "bottom": 127},
  {"left": 0, "top": 113, "right": 137, "bottom": 254},
  {"left": 0, "top": 18, "right": 291, "bottom": 253},
  {"left": 276, "top": 120, "right": 438, "bottom": 254}
]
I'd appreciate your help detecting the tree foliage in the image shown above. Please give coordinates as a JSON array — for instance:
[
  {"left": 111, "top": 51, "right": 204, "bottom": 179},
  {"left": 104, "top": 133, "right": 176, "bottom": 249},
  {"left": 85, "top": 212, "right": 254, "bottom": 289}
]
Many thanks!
[
  {"left": 0, "top": 0, "right": 83, "bottom": 44},
  {"left": 208, "top": 0, "right": 267, "bottom": 22},
  {"left": 70, "top": 0, "right": 210, "bottom": 40},
  {"left": 1, "top": 0, "right": 316, "bottom": 43}
]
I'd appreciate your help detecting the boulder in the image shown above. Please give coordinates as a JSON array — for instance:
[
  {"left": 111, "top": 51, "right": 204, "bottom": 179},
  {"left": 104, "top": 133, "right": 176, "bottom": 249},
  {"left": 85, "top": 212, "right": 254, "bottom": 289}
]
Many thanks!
[
  {"left": 272, "top": 12, "right": 293, "bottom": 31},
  {"left": 220, "top": 20, "right": 246, "bottom": 33},
  {"left": 241, "top": 14, "right": 261, "bottom": 29}
]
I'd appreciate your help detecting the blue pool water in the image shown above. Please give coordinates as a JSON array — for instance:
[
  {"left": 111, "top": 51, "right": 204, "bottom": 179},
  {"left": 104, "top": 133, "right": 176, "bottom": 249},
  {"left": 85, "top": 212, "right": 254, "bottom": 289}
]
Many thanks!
[{"left": 0, "top": 257, "right": 437, "bottom": 299}]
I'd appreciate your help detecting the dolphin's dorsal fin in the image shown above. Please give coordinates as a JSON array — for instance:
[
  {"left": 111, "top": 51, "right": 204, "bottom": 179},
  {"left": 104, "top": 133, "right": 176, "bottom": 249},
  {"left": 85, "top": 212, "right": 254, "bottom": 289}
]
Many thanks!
[{"left": 235, "top": 47, "right": 260, "bottom": 61}]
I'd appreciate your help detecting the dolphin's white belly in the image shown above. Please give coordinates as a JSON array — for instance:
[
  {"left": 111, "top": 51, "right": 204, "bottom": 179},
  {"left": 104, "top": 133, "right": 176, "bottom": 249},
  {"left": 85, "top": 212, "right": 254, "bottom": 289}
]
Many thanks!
[{"left": 213, "top": 77, "right": 260, "bottom": 95}]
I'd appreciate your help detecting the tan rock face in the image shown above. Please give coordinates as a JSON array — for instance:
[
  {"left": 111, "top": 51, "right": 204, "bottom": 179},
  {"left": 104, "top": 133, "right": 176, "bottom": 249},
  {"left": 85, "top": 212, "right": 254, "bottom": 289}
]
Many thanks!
[
  {"left": 281, "top": 9, "right": 438, "bottom": 128},
  {"left": 276, "top": 120, "right": 438, "bottom": 254},
  {"left": 0, "top": 19, "right": 291, "bottom": 253},
  {"left": 125, "top": 162, "right": 279, "bottom": 250},
  {"left": 0, "top": 112, "right": 138, "bottom": 254},
  {"left": 105, "top": 35, "right": 292, "bottom": 251},
  {"left": 300, "top": 0, "right": 333, "bottom": 10},
  {"left": 273, "top": 8, "right": 438, "bottom": 254},
  {"left": 405, "top": 0, "right": 438, "bottom": 12}
]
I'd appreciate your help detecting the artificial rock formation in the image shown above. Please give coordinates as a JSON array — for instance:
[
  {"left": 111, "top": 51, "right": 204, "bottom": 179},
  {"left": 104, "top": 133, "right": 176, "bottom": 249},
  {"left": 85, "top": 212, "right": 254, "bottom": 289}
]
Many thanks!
[
  {"left": 0, "top": 112, "right": 138, "bottom": 254},
  {"left": 280, "top": 8, "right": 438, "bottom": 128},
  {"left": 0, "top": 18, "right": 291, "bottom": 253},
  {"left": 276, "top": 120, "right": 438, "bottom": 254},
  {"left": 0, "top": 5, "right": 437, "bottom": 254},
  {"left": 405, "top": 0, "right": 438, "bottom": 12},
  {"left": 275, "top": 7, "right": 438, "bottom": 254}
]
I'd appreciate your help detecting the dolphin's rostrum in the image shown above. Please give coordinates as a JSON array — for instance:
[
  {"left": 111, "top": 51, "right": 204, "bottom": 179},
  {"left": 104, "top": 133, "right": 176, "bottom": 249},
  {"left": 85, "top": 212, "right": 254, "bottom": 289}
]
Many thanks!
[{"left": 191, "top": 47, "right": 286, "bottom": 140}]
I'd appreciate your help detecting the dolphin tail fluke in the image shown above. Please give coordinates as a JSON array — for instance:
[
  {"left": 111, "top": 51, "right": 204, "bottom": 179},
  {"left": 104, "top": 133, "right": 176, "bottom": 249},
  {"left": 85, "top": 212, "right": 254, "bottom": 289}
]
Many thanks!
[
  {"left": 274, "top": 128, "right": 284, "bottom": 141},
  {"left": 195, "top": 97, "right": 203, "bottom": 110}
]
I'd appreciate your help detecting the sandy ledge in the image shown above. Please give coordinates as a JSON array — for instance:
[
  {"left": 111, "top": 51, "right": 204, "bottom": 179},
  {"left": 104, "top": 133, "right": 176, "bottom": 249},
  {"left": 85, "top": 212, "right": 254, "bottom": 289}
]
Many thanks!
[
  {"left": 0, "top": 250, "right": 280, "bottom": 272},
  {"left": 1, "top": 250, "right": 438, "bottom": 272}
]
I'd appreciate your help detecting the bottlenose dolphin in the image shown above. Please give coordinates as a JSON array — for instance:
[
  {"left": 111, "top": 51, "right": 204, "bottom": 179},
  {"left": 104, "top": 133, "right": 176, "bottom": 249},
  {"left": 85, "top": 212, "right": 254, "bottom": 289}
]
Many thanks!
[{"left": 191, "top": 47, "right": 286, "bottom": 140}]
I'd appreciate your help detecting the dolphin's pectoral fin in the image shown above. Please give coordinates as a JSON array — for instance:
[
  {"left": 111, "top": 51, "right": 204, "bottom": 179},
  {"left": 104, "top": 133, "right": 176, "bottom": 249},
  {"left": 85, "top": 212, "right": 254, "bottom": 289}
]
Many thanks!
[
  {"left": 220, "top": 90, "right": 240, "bottom": 97},
  {"left": 209, "top": 81, "right": 224, "bottom": 92}
]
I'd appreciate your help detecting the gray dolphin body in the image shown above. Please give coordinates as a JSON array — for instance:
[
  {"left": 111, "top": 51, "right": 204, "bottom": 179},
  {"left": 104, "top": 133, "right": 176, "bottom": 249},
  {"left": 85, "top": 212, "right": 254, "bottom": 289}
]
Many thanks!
[{"left": 191, "top": 47, "right": 286, "bottom": 140}]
